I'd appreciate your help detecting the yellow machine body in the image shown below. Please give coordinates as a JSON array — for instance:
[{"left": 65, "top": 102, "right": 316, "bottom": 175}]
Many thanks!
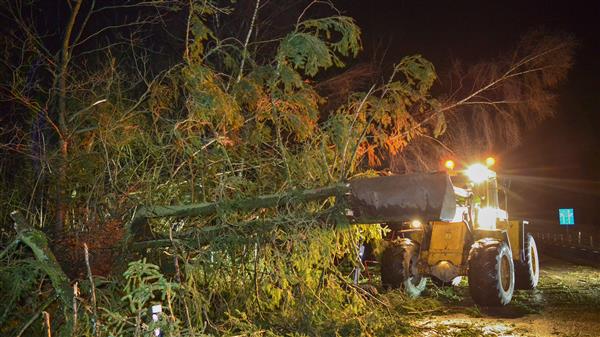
[
  {"left": 407, "top": 218, "right": 524, "bottom": 282},
  {"left": 378, "top": 164, "right": 537, "bottom": 305},
  {"left": 388, "top": 167, "right": 529, "bottom": 283},
  {"left": 427, "top": 221, "right": 469, "bottom": 266},
  {"left": 497, "top": 220, "right": 524, "bottom": 261}
]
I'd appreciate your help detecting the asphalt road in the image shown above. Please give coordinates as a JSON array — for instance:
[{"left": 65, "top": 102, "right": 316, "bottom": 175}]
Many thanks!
[{"left": 404, "top": 255, "right": 600, "bottom": 337}]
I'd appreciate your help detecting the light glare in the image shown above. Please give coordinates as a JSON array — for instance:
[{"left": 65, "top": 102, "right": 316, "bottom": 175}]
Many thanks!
[
  {"left": 410, "top": 220, "right": 422, "bottom": 228},
  {"left": 465, "top": 163, "right": 492, "bottom": 183},
  {"left": 478, "top": 207, "right": 498, "bottom": 229}
]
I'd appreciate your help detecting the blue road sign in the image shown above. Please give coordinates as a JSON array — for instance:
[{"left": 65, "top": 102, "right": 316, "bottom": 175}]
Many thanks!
[{"left": 559, "top": 208, "right": 575, "bottom": 226}]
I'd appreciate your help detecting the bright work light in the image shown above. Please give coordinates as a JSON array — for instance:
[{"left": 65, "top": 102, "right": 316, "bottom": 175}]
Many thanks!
[
  {"left": 477, "top": 207, "right": 498, "bottom": 229},
  {"left": 485, "top": 157, "right": 495, "bottom": 167},
  {"left": 410, "top": 219, "right": 422, "bottom": 228},
  {"left": 465, "top": 163, "right": 493, "bottom": 184},
  {"left": 445, "top": 160, "right": 455, "bottom": 170}
]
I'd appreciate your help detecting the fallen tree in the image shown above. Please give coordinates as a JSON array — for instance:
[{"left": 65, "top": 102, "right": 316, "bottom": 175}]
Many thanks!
[{"left": 0, "top": 0, "right": 574, "bottom": 336}]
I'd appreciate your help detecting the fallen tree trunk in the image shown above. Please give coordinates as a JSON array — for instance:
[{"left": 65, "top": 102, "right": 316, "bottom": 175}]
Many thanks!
[
  {"left": 125, "top": 172, "right": 459, "bottom": 246},
  {"left": 129, "top": 208, "right": 341, "bottom": 252},
  {"left": 9, "top": 211, "right": 74, "bottom": 337},
  {"left": 125, "top": 183, "right": 349, "bottom": 244}
]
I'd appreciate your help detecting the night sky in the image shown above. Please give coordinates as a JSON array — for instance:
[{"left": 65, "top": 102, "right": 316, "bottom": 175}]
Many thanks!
[
  {"left": 337, "top": 0, "right": 600, "bottom": 230},
  {"left": 3, "top": 0, "right": 598, "bottom": 230}
]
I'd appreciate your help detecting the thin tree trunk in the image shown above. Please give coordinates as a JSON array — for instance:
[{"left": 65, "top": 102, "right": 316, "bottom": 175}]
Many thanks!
[{"left": 56, "top": 0, "right": 83, "bottom": 233}]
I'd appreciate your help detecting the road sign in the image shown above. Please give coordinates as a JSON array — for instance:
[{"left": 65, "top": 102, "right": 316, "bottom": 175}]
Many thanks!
[{"left": 559, "top": 208, "right": 575, "bottom": 226}]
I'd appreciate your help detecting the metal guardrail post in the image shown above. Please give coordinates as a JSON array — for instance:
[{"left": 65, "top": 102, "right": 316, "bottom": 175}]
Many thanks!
[{"left": 539, "top": 231, "right": 598, "bottom": 250}]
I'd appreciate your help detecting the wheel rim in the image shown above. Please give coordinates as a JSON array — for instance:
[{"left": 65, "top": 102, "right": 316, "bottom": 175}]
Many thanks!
[
  {"left": 409, "top": 276, "right": 421, "bottom": 286},
  {"left": 500, "top": 254, "right": 511, "bottom": 292},
  {"left": 530, "top": 244, "right": 538, "bottom": 275}
]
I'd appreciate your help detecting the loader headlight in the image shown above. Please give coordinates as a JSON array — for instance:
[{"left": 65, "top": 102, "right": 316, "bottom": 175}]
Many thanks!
[
  {"left": 477, "top": 207, "right": 497, "bottom": 229},
  {"left": 410, "top": 220, "right": 422, "bottom": 229},
  {"left": 465, "top": 163, "right": 493, "bottom": 184}
]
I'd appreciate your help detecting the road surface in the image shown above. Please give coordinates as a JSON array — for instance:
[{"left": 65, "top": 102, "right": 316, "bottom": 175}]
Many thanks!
[{"left": 401, "top": 255, "right": 600, "bottom": 336}]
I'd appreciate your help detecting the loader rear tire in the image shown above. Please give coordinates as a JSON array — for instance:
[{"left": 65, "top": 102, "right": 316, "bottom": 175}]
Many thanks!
[
  {"left": 515, "top": 234, "right": 540, "bottom": 289},
  {"left": 468, "top": 239, "right": 514, "bottom": 306},
  {"left": 381, "top": 238, "right": 427, "bottom": 297}
]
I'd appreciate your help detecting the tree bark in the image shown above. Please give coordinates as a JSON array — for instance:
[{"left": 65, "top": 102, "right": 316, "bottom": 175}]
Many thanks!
[
  {"left": 126, "top": 183, "right": 349, "bottom": 243},
  {"left": 55, "top": 0, "right": 83, "bottom": 233}
]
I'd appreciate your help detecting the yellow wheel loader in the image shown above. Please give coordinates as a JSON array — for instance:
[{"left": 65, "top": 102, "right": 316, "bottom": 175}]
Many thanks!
[
  {"left": 348, "top": 160, "right": 540, "bottom": 306},
  {"left": 127, "top": 159, "right": 539, "bottom": 307}
]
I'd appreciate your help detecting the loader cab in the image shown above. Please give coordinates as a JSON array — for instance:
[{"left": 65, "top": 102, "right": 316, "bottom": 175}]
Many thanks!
[{"left": 448, "top": 162, "right": 507, "bottom": 230}]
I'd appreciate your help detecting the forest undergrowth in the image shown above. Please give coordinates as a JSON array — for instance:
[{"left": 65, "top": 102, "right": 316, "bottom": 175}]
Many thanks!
[{"left": 0, "top": 1, "right": 574, "bottom": 336}]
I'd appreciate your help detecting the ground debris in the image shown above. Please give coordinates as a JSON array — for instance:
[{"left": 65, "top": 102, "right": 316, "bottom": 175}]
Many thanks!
[{"left": 406, "top": 255, "right": 600, "bottom": 337}]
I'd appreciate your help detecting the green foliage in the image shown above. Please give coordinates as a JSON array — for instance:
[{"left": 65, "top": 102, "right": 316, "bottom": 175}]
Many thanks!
[
  {"left": 183, "top": 64, "right": 244, "bottom": 133},
  {"left": 279, "top": 32, "right": 334, "bottom": 76},
  {"left": 394, "top": 55, "right": 437, "bottom": 96},
  {"left": 328, "top": 55, "right": 439, "bottom": 167},
  {"left": 122, "top": 259, "right": 179, "bottom": 313},
  {"left": 0, "top": 255, "right": 45, "bottom": 332},
  {"left": 187, "top": 0, "right": 226, "bottom": 62},
  {"left": 278, "top": 16, "right": 362, "bottom": 76},
  {"left": 300, "top": 16, "right": 362, "bottom": 58},
  {"left": 0, "top": 1, "right": 450, "bottom": 336}
]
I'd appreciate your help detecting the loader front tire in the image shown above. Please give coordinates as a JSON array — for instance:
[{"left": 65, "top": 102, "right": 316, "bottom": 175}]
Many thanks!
[
  {"left": 468, "top": 239, "right": 514, "bottom": 306},
  {"left": 515, "top": 234, "right": 540, "bottom": 289},
  {"left": 381, "top": 238, "right": 427, "bottom": 297}
]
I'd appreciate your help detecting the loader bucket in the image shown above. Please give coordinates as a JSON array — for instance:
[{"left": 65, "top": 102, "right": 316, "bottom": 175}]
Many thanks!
[{"left": 348, "top": 172, "right": 457, "bottom": 223}]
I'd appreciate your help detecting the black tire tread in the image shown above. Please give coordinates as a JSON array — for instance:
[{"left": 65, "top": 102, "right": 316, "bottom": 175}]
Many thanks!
[
  {"left": 515, "top": 234, "right": 540, "bottom": 289},
  {"left": 381, "top": 238, "right": 413, "bottom": 288},
  {"left": 381, "top": 238, "right": 426, "bottom": 297},
  {"left": 468, "top": 239, "right": 514, "bottom": 306}
]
